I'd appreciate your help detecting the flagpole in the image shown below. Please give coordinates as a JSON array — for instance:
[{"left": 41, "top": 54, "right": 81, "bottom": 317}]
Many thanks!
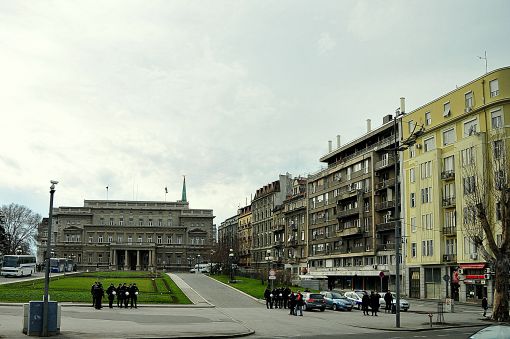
[{"left": 106, "top": 186, "right": 109, "bottom": 200}]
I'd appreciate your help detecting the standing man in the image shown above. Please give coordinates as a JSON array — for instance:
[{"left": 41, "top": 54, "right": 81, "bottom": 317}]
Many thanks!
[
  {"left": 384, "top": 290, "right": 393, "bottom": 313},
  {"left": 94, "top": 282, "right": 104, "bottom": 309},
  {"left": 90, "top": 282, "right": 98, "bottom": 307},
  {"left": 130, "top": 283, "right": 139, "bottom": 308},
  {"left": 482, "top": 297, "right": 489, "bottom": 317},
  {"left": 295, "top": 291, "right": 304, "bottom": 316},
  {"left": 362, "top": 291, "right": 370, "bottom": 316},
  {"left": 124, "top": 284, "right": 131, "bottom": 308},
  {"left": 283, "top": 286, "right": 290, "bottom": 309},
  {"left": 116, "top": 283, "right": 123, "bottom": 308},
  {"left": 370, "top": 291, "right": 380, "bottom": 316},
  {"left": 288, "top": 291, "right": 296, "bottom": 316},
  {"left": 119, "top": 283, "right": 127, "bottom": 308},
  {"left": 264, "top": 287, "right": 272, "bottom": 309},
  {"left": 106, "top": 283, "right": 116, "bottom": 309}
]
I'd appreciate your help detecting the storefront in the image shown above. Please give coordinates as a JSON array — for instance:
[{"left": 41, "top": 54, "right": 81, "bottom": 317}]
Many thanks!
[{"left": 458, "top": 263, "right": 489, "bottom": 303}]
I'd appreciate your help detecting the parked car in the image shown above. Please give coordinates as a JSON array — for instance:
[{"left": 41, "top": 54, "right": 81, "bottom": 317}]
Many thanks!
[
  {"left": 320, "top": 291, "right": 353, "bottom": 311},
  {"left": 344, "top": 291, "right": 364, "bottom": 310},
  {"left": 378, "top": 292, "right": 410, "bottom": 311},
  {"left": 302, "top": 292, "right": 326, "bottom": 311}
]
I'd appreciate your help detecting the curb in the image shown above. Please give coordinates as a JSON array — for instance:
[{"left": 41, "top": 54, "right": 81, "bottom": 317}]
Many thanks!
[
  {"left": 204, "top": 275, "right": 264, "bottom": 304},
  {"left": 350, "top": 323, "right": 488, "bottom": 332}
]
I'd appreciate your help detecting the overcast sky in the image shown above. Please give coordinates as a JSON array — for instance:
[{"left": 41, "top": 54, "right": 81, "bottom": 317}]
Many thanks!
[{"left": 1, "top": 0, "right": 509, "bottom": 226}]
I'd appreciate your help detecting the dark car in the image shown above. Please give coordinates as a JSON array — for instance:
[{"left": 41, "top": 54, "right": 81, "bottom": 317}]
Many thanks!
[
  {"left": 320, "top": 291, "right": 353, "bottom": 311},
  {"left": 302, "top": 292, "right": 326, "bottom": 311}
]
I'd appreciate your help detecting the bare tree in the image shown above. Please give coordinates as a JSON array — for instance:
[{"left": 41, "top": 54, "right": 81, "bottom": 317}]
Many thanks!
[
  {"left": 462, "top": 133, "right": 509, "bottom": 321},
  {"left": 0, "top": 203, "right": 41, "bottom": 255}
]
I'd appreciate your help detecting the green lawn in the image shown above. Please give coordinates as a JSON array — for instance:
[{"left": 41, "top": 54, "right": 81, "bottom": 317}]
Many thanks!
[{"left": 0, "top": 271, "right": 191, "bottom": 304}]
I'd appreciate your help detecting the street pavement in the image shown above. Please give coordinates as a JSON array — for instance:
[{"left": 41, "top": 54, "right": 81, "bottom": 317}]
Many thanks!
[{"left": 0, "top": 272, "right": 493, "bottom": 338}]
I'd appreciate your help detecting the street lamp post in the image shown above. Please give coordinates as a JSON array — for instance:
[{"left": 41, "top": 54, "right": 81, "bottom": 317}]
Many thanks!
[
  {"left": 42, "top": 180, "right": 58, "bottom": 337},
  {"left": 196, "top": 254, "right": 201, "bottom": 274},
  {"left": 265, "top": 249, "right": 273, "bottom": 290},
  {"left": 210, "top": 250, "right": 215, "bottom": 275},
  {"left": 187, "top": 257, "right": 193, "bottom": 272},
  {"left": 229, "top": 248, "right": 234, "bottom": 283}
]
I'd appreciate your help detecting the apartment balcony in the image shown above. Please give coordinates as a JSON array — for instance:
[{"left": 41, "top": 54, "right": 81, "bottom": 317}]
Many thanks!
[
  {"left": 441, "top": 170, "right": 455, "bottom": 181},
  {"left": 336, "top": 226, "right": 363, "bottom": 237},
  {"left": 288, "top": 239, "right": 298, "bottom": 247},
  {"left": 442, "top": 254, "right": 457, "bottom": 263},
  {"left": 337, "top": 208, "right": 360, "bottom": 219},
  {"left": 273, "top": 223, "right": 285, "bottom": 232},
  {"left": 375, "top": 178, "right": 396, "bottom": 191},
  {"left": 376, "top": 221, "right": 394, "bottom": 232},
  {"left": 273, "top": 240, "right": 284, "bottom": 247},
  {"left": 338, "top": 188, "right": 360, "bottom": 201},
  {"left": 375, "top": 157, "right": 395, "bottom": 171},
  {"left": 442, "top": 196, "right": 456, "bottom": 208},
  {"left": 377, "top": 243, "right": 395, "bottom": 251},
  {"left": 375, "top": 200, "right": 395, "bottom": 211},
  {"left": 442, "top": 226, "right": 457, "bottom": 236}
]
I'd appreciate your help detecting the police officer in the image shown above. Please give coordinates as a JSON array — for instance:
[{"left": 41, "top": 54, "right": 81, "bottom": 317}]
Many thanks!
[
  {"left": 94, "top": 282, "right": 104, "bottom": 309},
  {"left": 130, "top": 283, "right": 139, "bottom": 308},
  {"left": 116, "top": 283, "right": 123, "bottom": 308},
  {"left": 264, "top": 287, "right": 272, "bottom": 309},
  {"left": 124, "top": 283, "right": 130, "bottom": 308},
  {"left": 91, "top": 282, "right": 98, "bottom": 307},
  {"left": 106, "top": 283, "right": 116, "bottom": 309},
  {"left": 119, "top": 283, "right": 127, "bottom": 308}
]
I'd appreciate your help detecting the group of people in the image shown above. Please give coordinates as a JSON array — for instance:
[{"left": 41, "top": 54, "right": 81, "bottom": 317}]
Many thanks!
[
  {"left": 91, "top": 281, "right": 139, "bottom": 309},
  {"left": 361, "top": 290, "right": 394, "bottom": 316},
  {"left": 263, "top": 287, "right": 305, "bottom": 316}
]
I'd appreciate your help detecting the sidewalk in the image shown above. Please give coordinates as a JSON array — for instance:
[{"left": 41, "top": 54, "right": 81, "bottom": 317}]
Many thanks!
[{"left": 0, "top": 273, "right": 253, "bottom": 338}]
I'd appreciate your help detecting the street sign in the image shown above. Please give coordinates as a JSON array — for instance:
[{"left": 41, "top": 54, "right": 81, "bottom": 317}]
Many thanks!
[
  {"left": 269, "top": 269, "right": 275, "bottom": 276},
  {"left": 443, "top": 274, "right": 450, "bottom": 282},
  {"left": 379, "top": 271, "right": 385, "bottom": 278},
  {"left": 269, "top": 276, "right": 276, "bottom": 280}
]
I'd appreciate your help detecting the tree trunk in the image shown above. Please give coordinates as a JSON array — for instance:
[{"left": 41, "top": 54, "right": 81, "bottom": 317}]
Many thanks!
[{"left": 492, "top": 253, "right": 510, "bottom": 321}]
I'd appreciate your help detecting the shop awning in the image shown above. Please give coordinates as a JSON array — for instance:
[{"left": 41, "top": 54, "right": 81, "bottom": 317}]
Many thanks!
[{"left": 460, "top": 263, "right": 485, "bottom": 269}]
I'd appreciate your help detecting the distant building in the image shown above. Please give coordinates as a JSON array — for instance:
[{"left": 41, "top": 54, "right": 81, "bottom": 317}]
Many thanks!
[
  {"left": 37, "top": 179, "right": 215, "bottom": 271},
  {"left": 237, "top": 205, "right": 252, "bottom": 267}
]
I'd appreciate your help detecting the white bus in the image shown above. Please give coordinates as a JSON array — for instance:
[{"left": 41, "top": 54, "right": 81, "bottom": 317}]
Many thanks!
[{"left": 1, "top": 255, "right": 37, "bottom": 277}]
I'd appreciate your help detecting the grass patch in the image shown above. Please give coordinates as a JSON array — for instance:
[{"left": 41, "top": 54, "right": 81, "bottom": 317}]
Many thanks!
[{"left": 0, "top": 271, "right": 191, "bottom": 304}]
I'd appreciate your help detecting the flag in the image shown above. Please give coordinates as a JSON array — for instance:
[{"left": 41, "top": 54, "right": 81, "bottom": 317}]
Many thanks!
[{"left": 165, "top": 187, "right": 168, "bottom": 194}]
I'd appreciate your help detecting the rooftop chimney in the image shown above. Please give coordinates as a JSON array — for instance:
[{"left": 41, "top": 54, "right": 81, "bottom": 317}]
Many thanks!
[
  {"left": 328, "top": 140, "right": 332, "bottom": 153},
  {"left": 336, "top": 135, "right": 341, "bottom": 148},
  {"left": 400, "top": 97, "right": 406, "bottom": 114},
  {"left": 366, "top": 119, "right": 372, "bottom": 133}
]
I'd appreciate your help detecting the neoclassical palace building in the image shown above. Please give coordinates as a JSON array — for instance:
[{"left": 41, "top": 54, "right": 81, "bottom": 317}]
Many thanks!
[{"left": 37, "top": 183, "right": 215, "bottom": 271}]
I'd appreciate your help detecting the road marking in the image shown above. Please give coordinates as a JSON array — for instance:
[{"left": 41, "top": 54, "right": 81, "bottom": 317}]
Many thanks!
[{"left": 437, "top": 335, "right": 449, "bottom": 337}]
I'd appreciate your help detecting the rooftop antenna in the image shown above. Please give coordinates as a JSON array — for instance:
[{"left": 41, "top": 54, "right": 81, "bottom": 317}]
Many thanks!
[
  {"left": 106, "top": 186, "right": 109, "bottom": 200},
  {"left": 478, "top": 51, "right": 488, "bottom": 74}
]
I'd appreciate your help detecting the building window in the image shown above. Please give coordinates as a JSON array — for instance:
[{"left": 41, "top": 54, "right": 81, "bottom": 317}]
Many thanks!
[
  {"left": 411, "top": 243, "right": 417, "bottom": 257},
  {"left": 108, "top": 235, "right": 113, "bottom": 243},
  {"left": 421, "top": 187, "right": 432, "bottom": 203},
  {"left": 138, "top": 236, "right": 143, "bottom": 243},
  {"left": 461, "top": 147, "right": 475, "bottom": 165},
  {"left": 148, "top": 236, "right": 152, "bottom": 243},
  {"left": 148, "top": 219, "right": 153, "bottom": 226},
  {"left": 409, "top": 145, "right": 415, "bottom": 158},
  {"left": 100, "top": 218, "right": 105, "bottom": 225},
  {"left": 158, "top": 219, "right": 163, "bottom": 226},
  {"left": 465, "top": 91, "right": 474, "bottom": 109},
  {"left": 464, "top": 119, "right": 478, "bottom": 136},
  {"left": 422, "top": 240, "right": 434, "bottom": 256},
  {"left": 443, "top": 156, "right": 454, "bottom": 173},
  {"left": 490, "top": 79, "right": 499, "bottom": 97},
  {"left": 411, "top": 217, "right": 416, "bottom": 232},
  {"left": 491, "top": 109, "right": 503, "bottom": 129},
  {"left": 424, "top": 137, "right": 435, "bottom": 152},
  {"left": 494, "top": 140, "right": 503, "bottom": 159},
  {"left": 420, "top": 161, "right": 432, "bottom": 179},
  {"left": 443, "top": 102, "right": 451, "bottom": 117},
  {"left": 119, "top": 218, "right": 124, "bottom": 226},
  {"left": 88, "top": 236, "right": 93, "bottom": 243},
  {"left": 109, "top": 218, "right": 114, "bottom": 226},
  {"left": 98, "top": 235, "right": 103, "bottom": 243},
  {"left": 425, "top": 112, "right": 431, "bottom": 125},
  {"left": 167, "top": 235, "right": 172, "bottom": 244},
  {"left": 410, "top": 168, "right": 415, "bottom": 183},
  {"left": 463, "top": 176, "right": 477, "bottom": 194},
  {"left": 408, "top": 120, "right": 415, "bottom": 133},
  {"left": 410, "top": 193, "right": 416, "bottom": 208},
  {"left": 128, "top": 236, "right": 132, "bottom": 244},
  {"left": 167, "top": 219, "right": 172, "bottom": 227},
  {"left": 442, "top": 128, "right": 455, "bottom": 146},
  {"left": 422, "top": 213, "right": 433, "bottom": 230},
  {"left": 98, "top": 253, "right": 103, "bottom": 263},
  {"left": 157, "top": 235, "right": 162, "bottom": 244},
  {"left": 139, "top": 219, "right": 143, "bottom": 226},
  {"left": 176, "top": 235, "right": 183, "bottom": 244},
  {"left": 117, "top": 236, "right": 123, "bottom": 243}
]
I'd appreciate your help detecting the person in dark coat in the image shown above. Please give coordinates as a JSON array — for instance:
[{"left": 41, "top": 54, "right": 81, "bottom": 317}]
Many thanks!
[
  {"left": 130, "top": 283, "right": 139, "bottom": 308},
  {"left": 283, "top": 287, "right": 291, "bottom": 309},
  {"left": 94, "top": 283, "right": 104, "bottom": 309},
  {"left": 116, "top": 283, "right": 123, "bottom": 308},
  {"left": 288, "top": 292, "right": 296, "bottom": 315},
  {"left": 370, "top": 291, "right": 380, "bottom": 316},
  {"left": 361, "top": 291, "right": 370, "bottom": 315},
  {"left": 91, "top": 282, "right": 98, "bottom": 307},
  {"left": 119, "top": 283, "right": 127, "bottom": 308},
  {"left": 482, "top": 297, "right": 488, "bottom": 317},
  {"left": 124, "top": 284, "right": 131, "bottom": 308},
  {"left": 384, "top": 290, "right": 393, "bottom": 313},
  {"left": 295, "top": 291, "right": 304, "bottom": 316},
  {"left": 106, "top": 283, "right": 116, "bottom": 308},
  {"left": 271, "top": 288, "right": 278, "bottom": 309},
  {"left": 264, "top": 287, "right": 272, "bottom": 309}
]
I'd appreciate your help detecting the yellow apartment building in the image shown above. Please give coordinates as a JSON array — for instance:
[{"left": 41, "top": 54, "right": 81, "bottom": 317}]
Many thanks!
[{"left": 401, "top": 67, "right": 510, "bottom": 304}]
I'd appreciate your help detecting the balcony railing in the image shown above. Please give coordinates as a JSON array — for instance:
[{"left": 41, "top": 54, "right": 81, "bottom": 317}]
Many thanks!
[
  {"left": 337, "top": 208, "right": 360, "bottom": 218},
  {"left": 442, "top": 196, "right": 456, "bottom": 207},
  {"left": 375, "top": 157, "right": 395, "bottom": 171},
  {"left": 375, "top": 179, "right": 396, "bottom": 191},
  {"left": 442, "top": 254, "right": 457, "bottom": 262},
  {"left": 441, "top": 170, "right": 455, "bottom": 181},
  {"left": 336, "top": 226, "right": 362, "bottom": 237},
  {"left": 376, "top": 221, "right": 394, "bottom": 232},
  {"left": 375, "top": 200, "right": 395, "bottom": 211},
  {"left": 377, "top": 243, "right": 395, "bottom": 251},
  {"left": 442, "top": 226, "right": 457, "bottom": 236}
]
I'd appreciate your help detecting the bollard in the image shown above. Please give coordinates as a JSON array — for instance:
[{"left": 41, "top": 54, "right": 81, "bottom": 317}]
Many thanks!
[{"left": 428, "top": 313, "right": 433, "bottom": 327}]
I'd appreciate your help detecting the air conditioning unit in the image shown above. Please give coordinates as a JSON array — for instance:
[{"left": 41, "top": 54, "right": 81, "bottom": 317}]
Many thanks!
[
  {"left": 415, "top": 143, "right": 422, "bottom": 149},
  {"left": 470, "top": 253, "right": 478, "bottom": 260},
  {"left": 457, "top": 268, "right": 464, "bottom": 275}
]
